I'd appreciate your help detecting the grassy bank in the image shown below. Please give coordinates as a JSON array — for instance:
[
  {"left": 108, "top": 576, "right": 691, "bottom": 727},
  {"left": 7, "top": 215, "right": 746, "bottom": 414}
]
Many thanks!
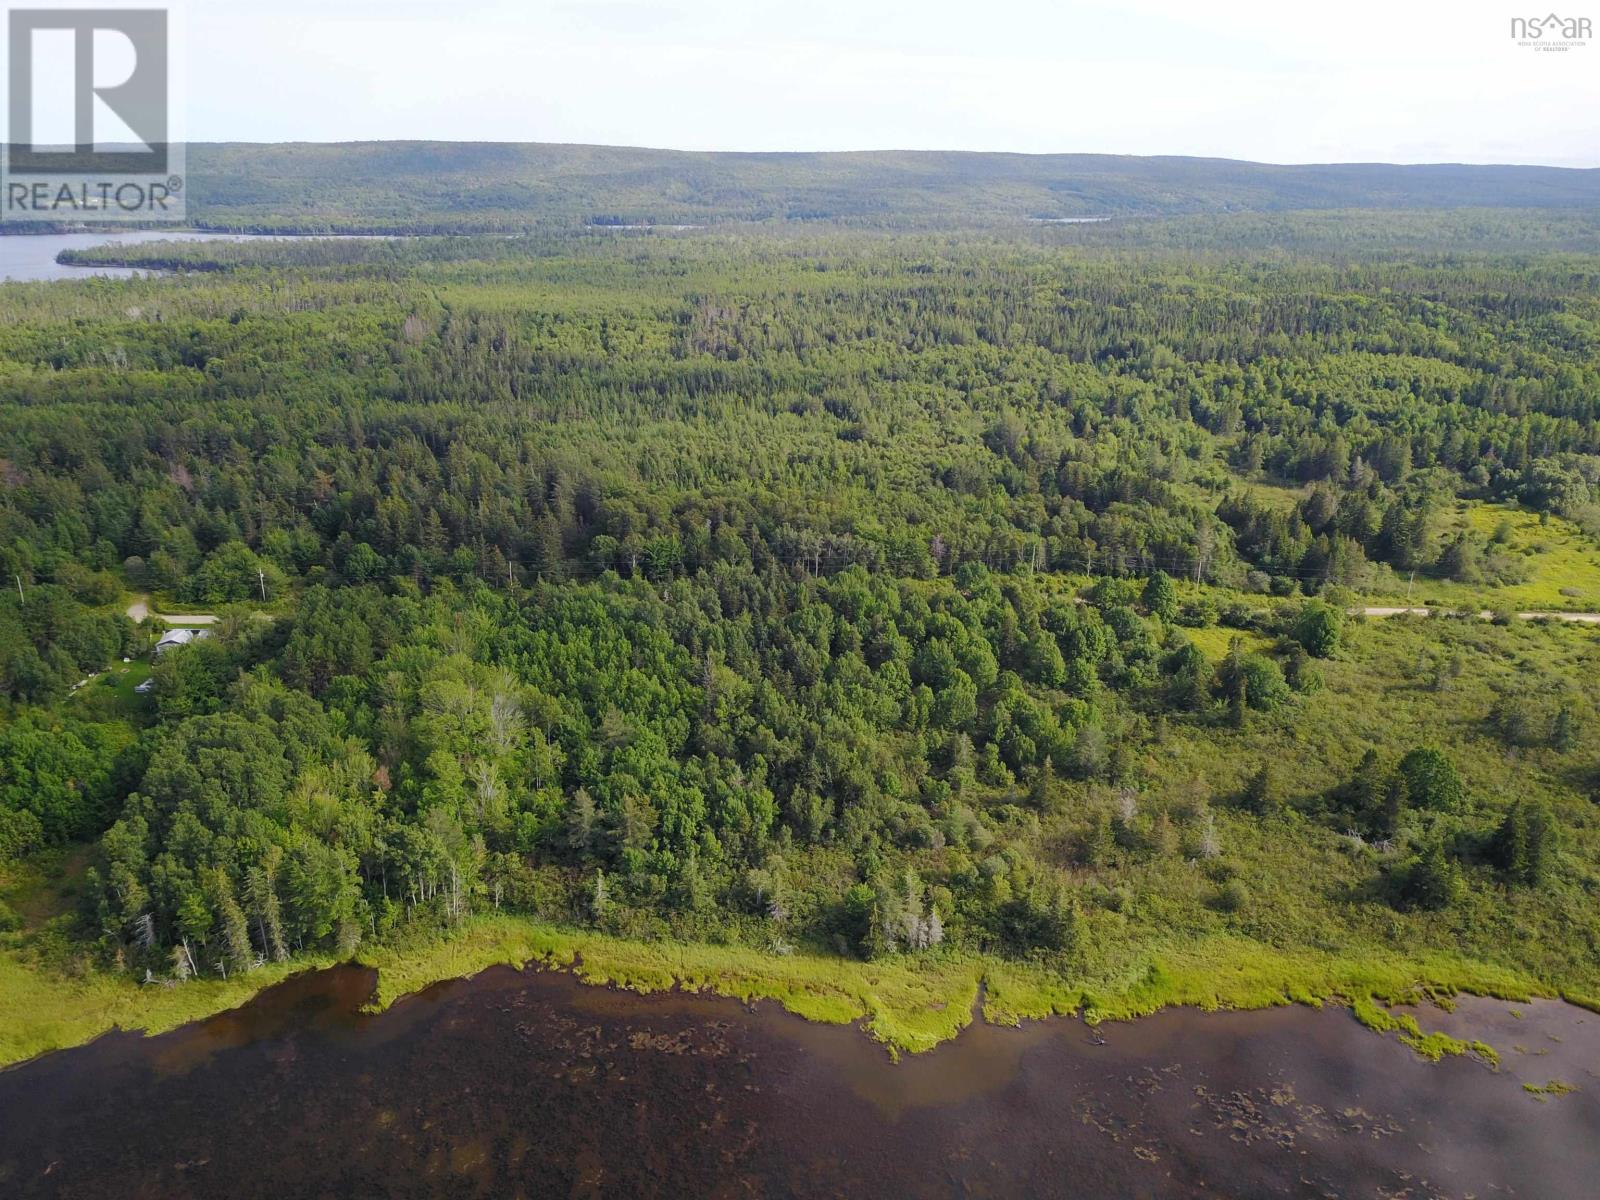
[
  {"left": 359, "top": 916, "right": 984, "bottom": 1055},
  {"left": 360, "top": 917, "right": 1554, "bottom": 1055},
  {"left": 0, "top": 949, "right": 330, "bottom": 1068},
  {"left": 0, "top": 910, "right": 1569, "bottom": 1071}
]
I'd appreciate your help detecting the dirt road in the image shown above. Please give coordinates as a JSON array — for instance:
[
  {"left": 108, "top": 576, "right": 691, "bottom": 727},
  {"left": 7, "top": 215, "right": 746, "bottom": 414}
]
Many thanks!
[
  {"left": 1358, "top": 606, "right": 1600, "bottom": 624},
  {"left": 125, "top": 596, "right": 218, "bottom": 625}
]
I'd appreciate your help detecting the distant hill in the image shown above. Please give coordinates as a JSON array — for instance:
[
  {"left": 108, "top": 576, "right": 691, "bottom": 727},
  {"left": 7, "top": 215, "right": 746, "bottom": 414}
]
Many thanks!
[{"left": 167, "top": 142, "right": 1600, "bottom": 232}]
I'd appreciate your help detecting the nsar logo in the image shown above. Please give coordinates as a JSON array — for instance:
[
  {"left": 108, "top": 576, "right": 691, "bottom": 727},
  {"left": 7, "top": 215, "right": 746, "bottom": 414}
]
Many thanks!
[{"left": 1510, "top": 12, "right": 1592, "bottom": 51}]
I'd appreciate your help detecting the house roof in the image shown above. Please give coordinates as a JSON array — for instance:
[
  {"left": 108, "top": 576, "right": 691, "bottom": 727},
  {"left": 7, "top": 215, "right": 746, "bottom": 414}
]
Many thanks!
[{"left": 154, "top": 628, "right": 210, "bottom": 651}]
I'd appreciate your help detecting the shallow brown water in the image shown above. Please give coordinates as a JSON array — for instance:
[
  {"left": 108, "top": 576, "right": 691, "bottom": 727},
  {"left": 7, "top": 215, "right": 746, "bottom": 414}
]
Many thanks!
[{"left": 0, "top": 965, "right": 1595, "bottom": 1198}]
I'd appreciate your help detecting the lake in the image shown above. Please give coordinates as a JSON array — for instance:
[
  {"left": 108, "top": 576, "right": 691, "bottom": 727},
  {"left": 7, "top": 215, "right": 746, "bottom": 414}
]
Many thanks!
[
  {"left": 0, "top": 963, "right": 1595, "bottom": 1199},
  {"left": 0, "top": 232, "right": 368, "bottom": 282}
]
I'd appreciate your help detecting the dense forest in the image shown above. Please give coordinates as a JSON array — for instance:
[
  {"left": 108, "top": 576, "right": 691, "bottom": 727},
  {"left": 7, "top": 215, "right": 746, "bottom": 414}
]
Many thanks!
[{"left": 3, "top": 212, "right": 1600, "bottom": 1021}]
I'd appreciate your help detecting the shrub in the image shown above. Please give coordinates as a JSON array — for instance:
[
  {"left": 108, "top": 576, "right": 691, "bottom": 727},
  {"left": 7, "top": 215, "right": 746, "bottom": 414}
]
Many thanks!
[
  {"left": 1488, "top": 800, "right": 1557, "bottom": 887},
  {"left": 1243, "top": 764, "right": 1281, "bottom": 815},
  {"left": 1293, "top": 601, "right": 1342, "bottom": 658},
  {"left": 1397, "top": 748, "right": 1464, "bottom": 812},
  {"left": 1393, "top": 842, "right": 1464, "bottom": 911},
  {"left": 0, "top": 807, "right": 44, "bottom": 861},
  {"left": 1217, "top": 650, "right": 1291, "bottom": 713},
  {"left": 1175, "top": 597, "right": 1217, "bottom": 627},
  {"left": 1214, "top": 879, "right": 1250, "bottom": 912},
  {"left": 1141, "top": 571, "right": 1178, "bottom": 621}
]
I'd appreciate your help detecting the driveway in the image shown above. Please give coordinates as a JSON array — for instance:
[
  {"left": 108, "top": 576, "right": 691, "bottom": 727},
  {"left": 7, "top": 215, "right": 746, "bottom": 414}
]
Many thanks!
[{"left": 125, "top": 595, "right": 218, "bottom": 625}]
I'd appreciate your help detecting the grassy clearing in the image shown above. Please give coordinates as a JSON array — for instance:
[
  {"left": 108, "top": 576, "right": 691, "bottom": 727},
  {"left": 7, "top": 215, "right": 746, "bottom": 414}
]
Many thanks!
[
  {"left": 1379, "top": 502, "right": 1600, "bottom": 612},
  {"left": 1181, "top": 625, "right": 1275, "bottom": 661},
  {"left": 58, "top": 661, "right": 155, "bottom": 727},
  {"left": 1240, "top": 481, "right": 1311, "bottom": 513},
  {"left": 106, "top": 659, "right": 152, "bottom": 703},
  {"left": 1120, "top": 613, "right": 1600, "bottom": 998}
]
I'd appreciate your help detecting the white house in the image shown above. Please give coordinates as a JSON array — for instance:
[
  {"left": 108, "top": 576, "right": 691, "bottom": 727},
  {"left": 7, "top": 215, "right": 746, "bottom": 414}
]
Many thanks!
[{"left": 154, "top": 628, "right": 210, "bottom": 654}]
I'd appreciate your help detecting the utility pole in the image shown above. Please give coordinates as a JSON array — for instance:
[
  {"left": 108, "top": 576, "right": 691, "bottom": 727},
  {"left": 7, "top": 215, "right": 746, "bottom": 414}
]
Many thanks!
[{"left": 1406, "top": 570, "right": 1415, "bottom": 608}]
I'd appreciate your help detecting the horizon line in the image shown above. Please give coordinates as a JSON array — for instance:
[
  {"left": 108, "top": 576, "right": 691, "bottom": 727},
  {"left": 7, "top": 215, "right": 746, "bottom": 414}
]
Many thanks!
[{"left": 155, "top": 140, "right": 1600, "bottom": 172}]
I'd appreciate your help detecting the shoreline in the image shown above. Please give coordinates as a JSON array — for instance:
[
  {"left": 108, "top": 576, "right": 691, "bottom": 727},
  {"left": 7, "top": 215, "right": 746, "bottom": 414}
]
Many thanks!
[{"left": 5, "top": 912, "right": 1583, "bottom": 1072}]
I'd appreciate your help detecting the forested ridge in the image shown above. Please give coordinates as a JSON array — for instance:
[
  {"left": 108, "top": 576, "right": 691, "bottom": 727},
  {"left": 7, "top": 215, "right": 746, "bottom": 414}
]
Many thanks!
[
  {"left": 159, "top": 143, "right": 1600, "bottom": 231},
  {"left": 3, "top": 213, "right": 1600, "bottom": 1043},
  {"left": 7, "top": 144, "right": 1598, "bottom": 232}
]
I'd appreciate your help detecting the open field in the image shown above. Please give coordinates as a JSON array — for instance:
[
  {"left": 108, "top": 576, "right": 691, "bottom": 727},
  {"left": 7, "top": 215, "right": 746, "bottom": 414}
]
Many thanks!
[{"left": 1367, "top": 503, "right": 1600, "bottom": 613}]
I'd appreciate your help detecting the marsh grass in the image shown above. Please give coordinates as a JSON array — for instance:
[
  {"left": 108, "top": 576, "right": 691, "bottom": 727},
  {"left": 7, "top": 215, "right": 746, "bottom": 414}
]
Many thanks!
[
  {"left": 1523, "top": 1079, "right": 1579, "bottom": 1098},
  {"left": 0, "top": 914, "right": 1555, "bottom": 1068},
  {"left": 358, "top": 916, "right": 1550, "bottom": 1063},
  {"left": 0, "top": 950, "right": 328, "bottom": 1068}
]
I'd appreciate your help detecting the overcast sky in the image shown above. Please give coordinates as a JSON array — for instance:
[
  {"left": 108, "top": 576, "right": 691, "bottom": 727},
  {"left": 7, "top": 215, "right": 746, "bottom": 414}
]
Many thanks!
[{"left": 176, "top": 0, "right": 1598, "bottom": 165}]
